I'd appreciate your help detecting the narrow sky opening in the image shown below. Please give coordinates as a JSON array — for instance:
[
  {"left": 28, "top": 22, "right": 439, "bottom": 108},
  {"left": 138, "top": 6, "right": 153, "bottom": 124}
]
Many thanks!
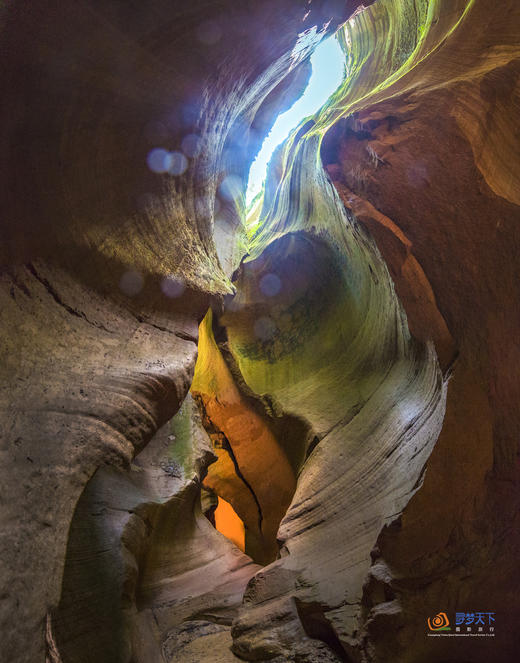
[{"left": 245, "top": 33, "right": 346, "bottom": 208}]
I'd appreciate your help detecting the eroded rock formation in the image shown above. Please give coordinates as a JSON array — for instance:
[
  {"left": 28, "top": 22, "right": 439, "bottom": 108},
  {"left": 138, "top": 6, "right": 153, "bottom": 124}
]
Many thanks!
[{"left": 1, "top": 0, "right": 519, "bottom": 662}]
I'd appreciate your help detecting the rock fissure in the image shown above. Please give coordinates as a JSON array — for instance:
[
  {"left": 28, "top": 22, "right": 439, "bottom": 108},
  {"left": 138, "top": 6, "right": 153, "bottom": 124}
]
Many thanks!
[
  {"left": 26, "top": 263, "right": 115, "bottom": 334},
  {"left": 195, "top": 393, "right": 265, "bottom": 535}
]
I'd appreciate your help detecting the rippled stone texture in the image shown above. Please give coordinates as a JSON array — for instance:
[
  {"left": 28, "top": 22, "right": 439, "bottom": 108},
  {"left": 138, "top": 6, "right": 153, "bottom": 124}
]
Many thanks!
[
  {"left": 0, "top": 1, "right": 361, "bottom": 661},
  {"left": 1, "top": 0, "right": 519, "bottom": 662},
  {"left": 191, "top": 310, "right": 298, "bottom": 565},
  {"left": 320, "top": 1, "right": 520, "bottom": 660},
  {"left": 222, "top": 121, "right": 446, "bottom": 663}
]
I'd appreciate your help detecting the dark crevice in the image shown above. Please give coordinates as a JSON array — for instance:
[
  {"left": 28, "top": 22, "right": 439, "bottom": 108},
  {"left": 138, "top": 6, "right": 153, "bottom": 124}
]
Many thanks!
[
  {"left": 222, "top": 432, "right": 264, "bottom": 533},
  {"left": 305, "top": 435, "right": 321, "bottom": 460},
  {"left": 26, "top": 263, "right": 114, "bottom": 333},
  {"left": 295, "top": 599, "right": 353, "bottom": 663},
  {"left": 135, "top": 314, "right": 198, "bottom": 343},
  {"left": 135, "top": 315, "right": 170, "bottom": 333},
  {"left": 174, "top": 330, "right": 198, "bottom": 344},
  {"left": 193, "top": 394, "right": 264, "bottom": 533}
]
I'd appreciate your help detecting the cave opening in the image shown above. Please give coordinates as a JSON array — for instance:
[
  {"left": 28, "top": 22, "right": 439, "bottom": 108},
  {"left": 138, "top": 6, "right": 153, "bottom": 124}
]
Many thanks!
[{"left": 245, "top": 29, "right": 347, "bottom": 225}]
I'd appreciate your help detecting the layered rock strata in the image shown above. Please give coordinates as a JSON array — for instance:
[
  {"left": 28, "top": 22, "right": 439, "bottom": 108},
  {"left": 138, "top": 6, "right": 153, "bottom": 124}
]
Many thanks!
[
  {"left": 0, "top": 1, "right": 365, "bottom": 661},
  {"left": 1, "top": 0, "right": 519, "bottom": 662}
]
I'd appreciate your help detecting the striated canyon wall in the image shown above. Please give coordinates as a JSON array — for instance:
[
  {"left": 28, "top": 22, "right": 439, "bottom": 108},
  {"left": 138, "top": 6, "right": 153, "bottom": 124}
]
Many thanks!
[{"left": 0, "top": 0, "right": 519, "bottom": 662}]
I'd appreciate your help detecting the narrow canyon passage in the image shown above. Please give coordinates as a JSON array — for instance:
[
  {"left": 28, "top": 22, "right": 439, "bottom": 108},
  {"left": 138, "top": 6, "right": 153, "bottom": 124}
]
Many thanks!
[
  {"left": 1, "top": 1, "right": 519, "bottom": 663},
  {"left": 51, "top": 14, "right": 449, "bottom": 662}
]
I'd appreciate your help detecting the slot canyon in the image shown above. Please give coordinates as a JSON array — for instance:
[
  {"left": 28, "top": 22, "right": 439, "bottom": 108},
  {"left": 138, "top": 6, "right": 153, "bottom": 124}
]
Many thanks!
[{"left": 1, "top": 1, "right": 519, "bottom": 662}]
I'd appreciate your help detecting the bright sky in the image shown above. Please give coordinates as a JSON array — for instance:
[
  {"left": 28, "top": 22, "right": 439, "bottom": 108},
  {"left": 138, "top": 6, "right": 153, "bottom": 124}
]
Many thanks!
[{"left": 245, "top": 34, "right": 346, "bottom": 207}]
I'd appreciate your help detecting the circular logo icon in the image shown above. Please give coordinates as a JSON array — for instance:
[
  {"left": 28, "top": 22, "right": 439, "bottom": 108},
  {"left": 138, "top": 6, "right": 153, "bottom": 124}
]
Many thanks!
[{"left": 428, "top": 612, "right": 450, "bottom": 631}]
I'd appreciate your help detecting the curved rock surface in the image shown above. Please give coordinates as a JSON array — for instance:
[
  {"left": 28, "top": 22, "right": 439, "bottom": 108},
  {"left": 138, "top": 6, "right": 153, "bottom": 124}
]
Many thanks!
[
  {"left": 1, "top": 0, "right": 519, "bottom": 662},
  {"left": 320, "top": 1, "right": 520, "bottom": 660},
  {"left": 221, "top": 88, "right": 447, "bottom": 663},
  {"left": 0, "top": 1, "right": 356, "bottom": 659}
]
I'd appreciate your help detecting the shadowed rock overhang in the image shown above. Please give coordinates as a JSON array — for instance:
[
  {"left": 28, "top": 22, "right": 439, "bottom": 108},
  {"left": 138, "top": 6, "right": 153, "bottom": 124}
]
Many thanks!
[{"left": 1, "top": 1, "right": 519, "bottom": 663}]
